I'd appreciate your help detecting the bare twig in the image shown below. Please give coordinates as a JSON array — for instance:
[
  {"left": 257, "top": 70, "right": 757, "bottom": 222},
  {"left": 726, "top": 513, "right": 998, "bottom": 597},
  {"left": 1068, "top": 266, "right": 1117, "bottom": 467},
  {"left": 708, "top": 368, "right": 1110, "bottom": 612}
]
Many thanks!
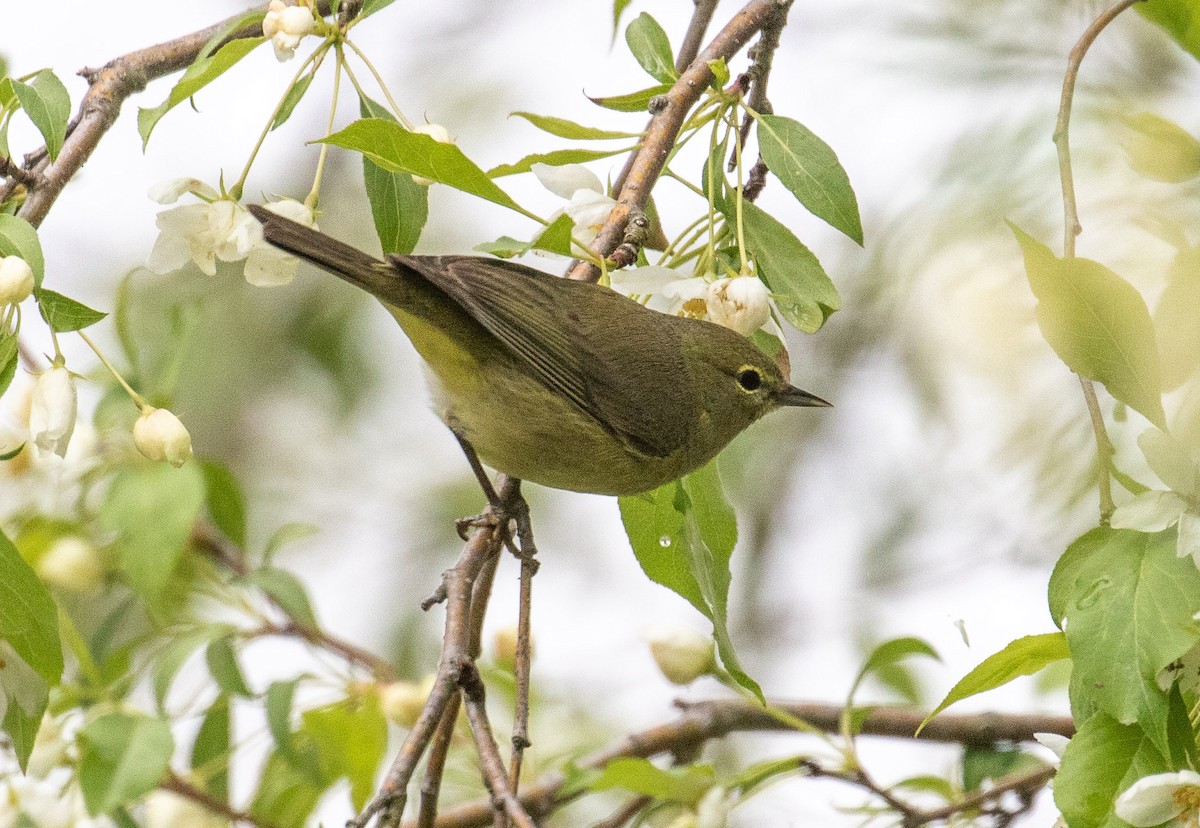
[
  {"left": 593, "top": 795, "right": 653, "bottom": 828},
  {"left": 406, "top": 701, "right": 1073, "bottom": 828},
  {"left": 567, "top": 0, "right": 795, "bottom": 281},
  {"left": 1052, "top": 0, "right": 1145, "bottom": 522},
  {"left": 161, "top": 770, "right": 276, "bottom": 828}
]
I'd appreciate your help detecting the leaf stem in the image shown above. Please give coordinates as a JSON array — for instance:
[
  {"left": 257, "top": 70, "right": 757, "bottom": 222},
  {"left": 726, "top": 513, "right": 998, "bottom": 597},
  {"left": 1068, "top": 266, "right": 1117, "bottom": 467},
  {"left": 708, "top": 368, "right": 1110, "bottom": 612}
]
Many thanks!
[{"left": 342, "top": 37, "right": 414, "bottom": 129}]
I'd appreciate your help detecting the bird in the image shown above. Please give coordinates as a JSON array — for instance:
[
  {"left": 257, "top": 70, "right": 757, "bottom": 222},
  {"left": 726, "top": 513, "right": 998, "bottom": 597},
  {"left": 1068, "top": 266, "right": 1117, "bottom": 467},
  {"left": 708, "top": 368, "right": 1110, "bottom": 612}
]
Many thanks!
[{"left": 248, "top": 205, "right": 829, "bottom": 496}]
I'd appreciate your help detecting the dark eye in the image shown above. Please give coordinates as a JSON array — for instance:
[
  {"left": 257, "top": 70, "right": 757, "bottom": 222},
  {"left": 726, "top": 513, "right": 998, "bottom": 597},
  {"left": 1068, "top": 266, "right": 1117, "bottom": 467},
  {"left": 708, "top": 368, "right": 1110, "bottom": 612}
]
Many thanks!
[{"left": 736, "top": 368, "right": 762, "bottom": 392}]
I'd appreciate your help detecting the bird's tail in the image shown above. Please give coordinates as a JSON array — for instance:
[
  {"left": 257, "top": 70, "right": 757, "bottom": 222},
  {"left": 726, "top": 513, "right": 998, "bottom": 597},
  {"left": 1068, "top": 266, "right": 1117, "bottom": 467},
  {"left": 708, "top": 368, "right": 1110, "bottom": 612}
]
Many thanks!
[{"left": 248, "top": 204, "right": 395, "bottom": 297}]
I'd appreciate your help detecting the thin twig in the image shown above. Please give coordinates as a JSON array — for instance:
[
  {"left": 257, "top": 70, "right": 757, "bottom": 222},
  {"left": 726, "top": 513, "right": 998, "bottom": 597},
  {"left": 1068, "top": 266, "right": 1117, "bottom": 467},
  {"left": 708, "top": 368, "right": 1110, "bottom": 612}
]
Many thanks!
[
  {"left": 417, "top": 696, "right": 463, "bottom": 828},
  {"left": 567, "top": 0, "right": 794, "bottom": 281},
  {"left": 592, "top": 795, "right": 652, "bottom": 828},
  {"left": 405, "top": 701, "right": 1073, "bottom": 828},
  {"left": 1052, "top": 0, "right": 1144, "bottom": 522},
  {"left": 916, "top": 764, "right": 1057, "bottom": 824},
  {"left": 161, "top": 770, "right": 276, "bottom": 828},
  {"left": 460, "top": 662, "right": 536, "bottom": 828},
  {"left": 675, "top": 0, "right": 721, "bottom": 75},
  {"left": 505, "top": 487, "right": 539, "bottom": 814}
]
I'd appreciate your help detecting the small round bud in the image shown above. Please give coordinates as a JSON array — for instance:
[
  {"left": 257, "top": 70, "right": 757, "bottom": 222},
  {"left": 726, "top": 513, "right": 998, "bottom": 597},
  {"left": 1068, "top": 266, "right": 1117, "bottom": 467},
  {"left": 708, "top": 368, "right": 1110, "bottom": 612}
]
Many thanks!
[
  {"left": 410, "top": 124, "right": 455, "bottom": 185},
  {"left": 36, "top": 536, "right": 104, "bottom": 592},
  {"left": 379, "top": 675, "right": 435, "bottom": 728},
  {"left": 0, "top": 256, "right": 34, "bottom": 305},
  {"left": 133, "top": 407, "right": 193, "bottom": 468},
  {"left": 645, "top": 625, "right": 716, "bottom": 685},
  {"left": 706, "top": 277, "right": 771, "bottom": 336},
  {"left": 264, "top": 0, "right": 316, "bottom": 61},
  {"left": 492, "top": 624, "right": 534, "bottom": 672}
]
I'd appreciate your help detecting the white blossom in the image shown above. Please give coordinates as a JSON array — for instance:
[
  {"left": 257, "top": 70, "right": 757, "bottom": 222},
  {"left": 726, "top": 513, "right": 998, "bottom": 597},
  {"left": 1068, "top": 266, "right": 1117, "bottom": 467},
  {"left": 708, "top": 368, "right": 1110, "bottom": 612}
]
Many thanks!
[
  {"left": 147, "top": 197, "right": 258, "bottom": 277},
  {"left": 0, "top": 256, "right": 34, "bottom": 305},
  {"left": 532, "top": 162, "right": 616, "bottom": 253},
  {"left": 133, "top": 407, "right": 193, "bottom": 468},
  {"left": 147, "top": 177, "right": 219, "bottom": 205},
  {"left": 263, "top": 0, "right": 316, "bottom": 61},
  {"left": 29, "top": 365, "right": 76, "bottom": 459},
  {"left": 1115, "top": 770, "right": 1200, "bottom": 827},
  {"left": 705, "top": 276, "right": 772, "bottom": 336},
  {"left": 245, "top": 198, "right": 318, "bottom": 286},
  {"left": 644, "top": 625, "right": 715, "bottom": 685},
  {"left": 1112, "top": 428, "right": 1200, "bottom": 568},
  {"left": 609, "top": 265, "right": 708, "bottom": 315}
]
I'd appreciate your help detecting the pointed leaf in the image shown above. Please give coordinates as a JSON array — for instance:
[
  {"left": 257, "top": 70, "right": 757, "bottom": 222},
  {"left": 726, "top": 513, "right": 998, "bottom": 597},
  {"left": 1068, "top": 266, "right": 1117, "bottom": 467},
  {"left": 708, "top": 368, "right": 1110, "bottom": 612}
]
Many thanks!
[
  {"left": 756, "top": 114, "right": 863, "bottom": 244},
  {"left": 12, "top": 70, "right": 70, "bottom": 161},
  {"left": 590, "top": 757, "right": 714, "bottom": 804},
  {"left": 0, "top": 214, "right": 44, "bottom": 288},
  {"left": 79, "top": 713, "right": 174, "bottom": 814},
  {"left": 359, "top": 95, "right": 428, "bottom": 255},
  {"left": 37, "top": 288, "right": 107, "bottom": 332},
  {"left": 510, "top": 111, "right": 639, "bottom": 140},
  {"left": 488, "top": 147, "right": 629, "bottom": 178},
  {"left": 625, "top": 13, "right": 677, "bottom": 83},
  {"left": 319, "top": 118, "right": 522, "bottom": 212},
  {"left": 587, "top": 84, "right": 673, "bottom": 112},
  {"left": 1011, "top": 224, "right": 1166, "bottom": 429},
  {"left": 0, "top": 529, "right": 62, "bottom": 684}
]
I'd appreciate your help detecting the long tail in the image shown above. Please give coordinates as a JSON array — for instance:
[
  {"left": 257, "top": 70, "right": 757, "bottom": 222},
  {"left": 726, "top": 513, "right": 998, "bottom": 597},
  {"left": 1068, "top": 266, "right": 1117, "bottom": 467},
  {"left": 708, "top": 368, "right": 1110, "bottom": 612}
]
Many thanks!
[{"left": 248, "top": 204, "right": 399, "bottom": 300}]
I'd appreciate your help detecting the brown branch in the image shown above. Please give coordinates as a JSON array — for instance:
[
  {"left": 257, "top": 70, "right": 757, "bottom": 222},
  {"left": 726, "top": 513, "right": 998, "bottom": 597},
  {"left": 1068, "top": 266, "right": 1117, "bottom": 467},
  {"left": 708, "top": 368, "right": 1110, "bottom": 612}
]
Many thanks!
[
  {"left": 460, "top": 662, "right": 535, "bottom": 828},
  {"left": 674, "top": 0, "right": 721, "bottom": 75},
  {"left": 1051, "top": 0, "right": 1144, "bottom": 522},
  {"left": 161, "top": 770, "right": 276, "bottom": 828},
  {"left": 407, "top": 701, "right": 1073, "bottom": 828},
  {"left": 567, "top": 0, "right": 794, "bottom": 281},
  {"left": 917, "top": 764, "right": 1056, "bottom": 824},
  {"left": 14, "top": 1, "right": 336, "bottom": 228}
]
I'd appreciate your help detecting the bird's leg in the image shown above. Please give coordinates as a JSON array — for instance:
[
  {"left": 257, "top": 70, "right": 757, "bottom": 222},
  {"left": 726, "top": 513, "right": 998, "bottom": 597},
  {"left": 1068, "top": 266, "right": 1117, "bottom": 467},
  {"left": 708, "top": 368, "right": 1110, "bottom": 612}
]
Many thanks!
[{"left": 451, "top": 431, "right": 506, "bottom": 540}]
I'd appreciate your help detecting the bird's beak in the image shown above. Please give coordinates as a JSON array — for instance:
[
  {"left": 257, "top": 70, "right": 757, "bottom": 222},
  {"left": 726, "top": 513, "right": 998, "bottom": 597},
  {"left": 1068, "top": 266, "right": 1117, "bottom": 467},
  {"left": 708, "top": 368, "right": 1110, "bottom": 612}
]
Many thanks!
[{"left": 777, "top": 385, "right": 832, "bottom": 408}]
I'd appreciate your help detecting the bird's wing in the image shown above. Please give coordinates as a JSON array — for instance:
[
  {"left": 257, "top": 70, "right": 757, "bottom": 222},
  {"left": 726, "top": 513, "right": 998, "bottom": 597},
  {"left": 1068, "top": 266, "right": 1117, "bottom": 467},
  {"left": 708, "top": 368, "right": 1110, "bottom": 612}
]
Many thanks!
[{"left": 394, "top": 255, "right": 695, "bottom": 459}]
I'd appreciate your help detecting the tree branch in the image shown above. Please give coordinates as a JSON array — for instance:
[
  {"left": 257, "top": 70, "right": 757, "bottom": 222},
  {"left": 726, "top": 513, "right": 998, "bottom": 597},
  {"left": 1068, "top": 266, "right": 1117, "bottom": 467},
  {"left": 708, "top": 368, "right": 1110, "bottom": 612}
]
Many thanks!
[
  {"left": 567, "top": 0, "right": 794, "bottom": 281},
  {"left": 408, "top": 701, "right": 1073, "bottom": 827}
]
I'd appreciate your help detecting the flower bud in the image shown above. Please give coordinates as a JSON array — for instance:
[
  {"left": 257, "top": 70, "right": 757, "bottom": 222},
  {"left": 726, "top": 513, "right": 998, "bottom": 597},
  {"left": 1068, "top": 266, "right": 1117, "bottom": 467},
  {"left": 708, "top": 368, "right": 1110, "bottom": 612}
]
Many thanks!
[
  {"left": 379, "top": 674, "right": 435, "bottom": 728},
  {"left": 645, "top": 625, "right": 715, "bottom": 685},
  {"left": 493, "top": 624, "right": 534, "bottom": 672},
  {"left": 264, "top": 0, "right": 316, "bottom": 61},
  {"left": 0, "top": 256, "right": 34, "bottom": 305},
  {"left": 36, "top": 536, "right": 104, "bottom": 592},
  {"left": 410, "top": 124, "right": 454, "bottom": 185},
  {"left": 29, "top": 366, "right": 76, "bottom": 458},
  {"left": 705, "top": 277, "right": 771, "bottom": 336},
  {"left": 133, "top": 407, "right": 193, "bottom": 468}
]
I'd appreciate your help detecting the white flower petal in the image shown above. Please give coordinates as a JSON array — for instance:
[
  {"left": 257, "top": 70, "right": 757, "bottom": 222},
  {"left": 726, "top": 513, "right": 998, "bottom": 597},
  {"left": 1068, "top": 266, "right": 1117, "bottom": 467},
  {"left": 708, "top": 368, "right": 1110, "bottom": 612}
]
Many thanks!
[
  {"left": 0, "top": 256, "right": 35, "bottom": 305},
  {"left": 29, "top": 366, "right": 77, "bottom": 458},
  {"left": 147, "top": 177, "right": 217, "bottom": 205},
  {"left": 532, "top": 162, "right": 604, "bottom": 199},
  {"left": 1115, "top": 771, "right": 1200, "bottom": 827},
  {"left": 706, "top": 276, "right": 772, "bottom": 335},
  {"left": 207, "top": 200, "right": 258, "bottom": 262},
  {"left": 1033, "top": 732, "right": 1070, "bottom": 760},
  {"left": 244, "top": 246, "right": 301, "bottom": 286},
  {"left": 1111, "top": 490, "right": 1189, "bottom": 532},
  {"left": 610, "top": 265, "right": 685, "bottom": 296},
  {"left": 563, "top": 188, "right": 615, "bottom": 234},
  {"left": 262, "top": 197, "right": 316, "bottom": 226},
  {"left": 1178, "top": 509, "right": 1200, "bottom": 569},
  {"left": 147, "top": 204, "right": 209, "bottom": 274}
]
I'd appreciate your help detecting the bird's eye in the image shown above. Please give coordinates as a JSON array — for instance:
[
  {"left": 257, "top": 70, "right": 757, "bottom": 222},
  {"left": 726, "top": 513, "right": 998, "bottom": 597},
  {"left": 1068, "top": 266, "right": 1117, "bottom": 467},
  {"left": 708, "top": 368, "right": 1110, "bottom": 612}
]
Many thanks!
[{"left": 736, "top": 367, "right": 762, "bottom": 392}]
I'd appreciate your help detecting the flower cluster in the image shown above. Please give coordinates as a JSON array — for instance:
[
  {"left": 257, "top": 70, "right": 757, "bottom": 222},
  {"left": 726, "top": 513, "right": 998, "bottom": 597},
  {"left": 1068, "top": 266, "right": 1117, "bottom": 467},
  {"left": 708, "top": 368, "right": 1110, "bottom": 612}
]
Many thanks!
[{"left": 263, "top": 0, "right": 317, "bottom": 61}]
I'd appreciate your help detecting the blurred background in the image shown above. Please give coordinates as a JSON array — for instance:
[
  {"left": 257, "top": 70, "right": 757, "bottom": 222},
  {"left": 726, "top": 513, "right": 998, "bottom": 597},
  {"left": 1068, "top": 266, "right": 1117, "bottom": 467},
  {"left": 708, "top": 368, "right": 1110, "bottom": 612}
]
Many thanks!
[{"left": 4, "top": 0, "right": 1199, "bottom": 824}]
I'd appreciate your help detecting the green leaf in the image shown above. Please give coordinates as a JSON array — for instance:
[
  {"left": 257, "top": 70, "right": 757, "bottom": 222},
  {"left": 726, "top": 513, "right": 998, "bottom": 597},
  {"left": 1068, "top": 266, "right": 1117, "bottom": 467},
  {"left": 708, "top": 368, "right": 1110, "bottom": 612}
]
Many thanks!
[
  {"left": 1155, "top": 244, "right": 1200, "bottom": 390},
  {"left": 849, "top": 637, "right": 940, "bottom": 707},
  {"left": 625, "top": 13, "right": 677, "bottom": 84},
  {"left": 245, "top": 567, "right": 318, "bottom": 626},
  {"left": 587, "top": 84, "right": 673, "bottom": 112},
  {"left": 263, "top": 522, "right": 320, "bottom": 564},
  {"left": 319, "top": 118, "right": 522, "bottom": 212},
  {"left": 0, "top": 214, "right": 45, "bottom": 288},
  {"left": 1049, "top": 527, "right": 1200, "bottom": 758},
  {"left": 100, "top": 463, "right": 206, "bottom": 602},
  {"left": 191, "top": 694, "right": 231, "bottom": 801},
  {"left": 302, "top": 696, "right": 387, "bottom": 811},
  {"left": 138, "top": 36, "right": 266, "bottom": 148},
  {"left": 358, "top": 96, "right": 428, "bottom": 255},
  {"left": 153, "top": 628, "right": 220, "bottom": 710},
  {"left": 0, "top": 330, "right": 19, "bottom": 406},
  {"left": 736, "top": 201, "right": 839, "bottom": 332},
  {"left": 0, "top": 529, "right": 63, "bottom": 685},
  {"left": 200, "top": 458, "right": 247, "bottom": 548},
  {"left": 590, "top": 757, "right": 714, "bottom": 804},
  {"left": 79, "top": 713, "right": 174, "bottom": 814},
  {"left": 1139, "top": 0, "right": 1200, "bottom": 62},
  {"left": 360, "top": 0, "right": 397, "bottom": 18},
  {"left": 1054, "top": 713, "right": 1158, "bottom": 828},
  {"left": 1011, "top": 224, "right": 1167, "bottom": 429},
  {"left": 3, "top": 680, "right": 49, "bottom": 773},
  {"left": 12, "top": 70, "right": 70, "bottom": 161},
  {"left": 707, "top": 57, "right": 730, "bottom": 88},
  {"left": 266, "top": 678, "right": 301, "bottom": 754},
  {"left": 612, "top": 0, "right": 634, "bottom": 37},
  {"left": 473, "top": 215, "right": 577, "bottom": 259},
  {"left": 1121, "top": 113, "right": 1200, "bottom": 182},
  {"left": 272, "top": 74, "right": 314, "bottom": 131},
  {"left": 921, "top": 633, "right": 1069, "bottom": 730},
  {"left": 36, "top": 288, "right": 107, "bottom": 332},
  {"left": 206, "top": 636, "right": 253, "bottom": 697},
  {"left": 620, "top": 462, "right": 761, "bottom": 699},
  {"left": 487, "top": 147, "right": 629, "bottom": 178},
  {"left": 250, "top": 750, "right": 326, "bottom": 828},
  {"left": 510, "top": 111, "right": 639, "bottom": 140},
  {"left": 962, "top": 746, "right": 1043, "bottom": 792},
  {"left": 755, "top": 114, "right": 863, "bottom": 244}
]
